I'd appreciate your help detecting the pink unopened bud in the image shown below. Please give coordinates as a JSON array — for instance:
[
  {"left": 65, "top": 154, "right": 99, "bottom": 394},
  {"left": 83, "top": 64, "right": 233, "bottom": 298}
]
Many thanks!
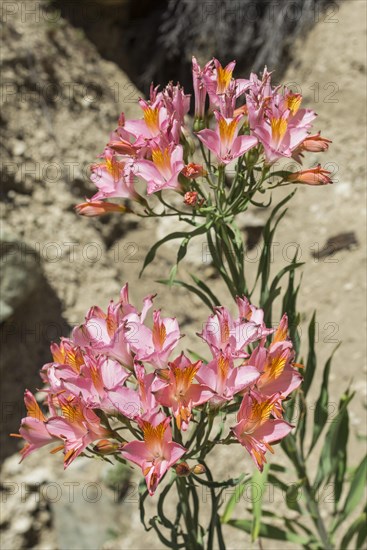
[
  {"left": 118, "top": 112, "right": 125, "bottom": 127},
  {"left": 286, "top": 164, "right": 332, "bottom": 186},
  {"left": 75, "top": 201, "right": 132, "bottom": 217},
  {"left": 184, "top": 191, "right": 199, "bottom": 206},
  {"left": 108, "top": 139, "right": 137, "bottom": 156},
  {"left": 301, "top": 132, "right": 332, "bottom": 153}
]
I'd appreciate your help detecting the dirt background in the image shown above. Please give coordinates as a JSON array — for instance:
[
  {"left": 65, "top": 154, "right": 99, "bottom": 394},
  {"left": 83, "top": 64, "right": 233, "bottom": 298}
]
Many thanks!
[{"left": 0, "top": 0, "right": 366, "bottom": 548}]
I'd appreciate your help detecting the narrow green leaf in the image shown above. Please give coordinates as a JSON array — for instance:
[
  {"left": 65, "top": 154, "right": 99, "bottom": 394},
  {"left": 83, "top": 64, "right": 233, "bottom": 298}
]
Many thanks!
[
  {"left": 251, "top": 464, "right": 269, "bottom": 541},
  {"left": 285, "top": 482, "right": 303, "bottom": 513},
  {"left": 333, "top": 456, "right": 367, "bottom": 532},
  {"left": 356, "top": 514, "right": 367, "bottom": 549},
  {"left": 308, "top": 345, "right": 340, "bottom": 455},
  {"left": 340, "top": 512, "right": 367, "bottom": 549},
  {"left": 190, "top": 274, "right": 221, "bottom": 306},
  {"left": 313, "top": 391, "right": 354, "bottom": 490},
  {"left": 303, "top": 312, "right": 317, "bottom": 396},
  {"left": 343, "top": 456, "right": 367, "bottom": 518},
  {"left": 227, "top": 519, "right": 310, "bottom": 545},
  {"left": 333, "top": 400, "right": 349, "bottom": 506},
  {"left": 269, "top": 463, "right": 286, "bottom": 473},
  {"left": 191, "top": 473, "right": 245, "bottom": 488},
  {"left": 221, "top": 478, "right": 247, "bottom": 524},
  {"left": 187, "top": 349, "right": 208, "bottom": 363},
  {"left": 140, "top": 223, "right": 210, "bottom": 276}
]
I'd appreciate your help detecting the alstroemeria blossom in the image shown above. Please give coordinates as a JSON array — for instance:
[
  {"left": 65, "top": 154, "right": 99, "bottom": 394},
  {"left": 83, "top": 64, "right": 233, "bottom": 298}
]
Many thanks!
[
  {"left": 13, "top": 391, "right": 58, "bottom": 460},
  {"left": 248, "top": 342, "right": 302, "bottom": 399},
  {"left": 248, "top": 84, "right": 317, "bottom": 165},
  {"left": 232, "top": 391, "right": 293, "bottom": 471},
  {"left": 135, "top": 141, "right": 185, "bottom": 194},
  {"left": 130, "top": 309, "right": 182, "bottom": 368},
  {"left": 121, "top": 413, "right": 186, "bottom": 495},
  {"left": 196, "top": 346, "right": 260, "bottom": 406},
  {"left": 197, "top": 112, "right": 258, "bottom": 165},
  {"left": 46, "top": 395, "right": 110, "bottom": 467},
  {"left": 199, "top": 301, "right": 272, "bottom": 359},
  {"left": 90, "top": 148, "right": 138, "bottom": 201},
  {"left": 14, "top": 283, "right": 302, "bottom": 497},
  {"left": 154, "top": 354, "right": 213, "bottom": 430}
]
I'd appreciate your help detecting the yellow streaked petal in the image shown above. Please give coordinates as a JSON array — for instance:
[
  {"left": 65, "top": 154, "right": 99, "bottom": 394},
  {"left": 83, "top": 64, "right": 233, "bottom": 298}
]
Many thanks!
[
  {"left": 285, "top": 93, "right": 302, "bottom": 115},
  {"left": 217, "top": 65, "right": 233, "bottom": 93},
  {"left": 143, "top": 107, "right": 159, "bottom": 133},
  {"left": 270, "top": 117, "right": 288, "bottom": 142}
]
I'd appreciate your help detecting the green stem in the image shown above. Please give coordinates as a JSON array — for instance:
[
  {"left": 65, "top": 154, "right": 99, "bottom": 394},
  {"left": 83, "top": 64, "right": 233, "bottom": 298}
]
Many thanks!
[
  {"left": 176, "top": 477, "right": 202, "bottom": 549},
  {"left": 202, "top": 460, "right": 226, "bottom": 550}
]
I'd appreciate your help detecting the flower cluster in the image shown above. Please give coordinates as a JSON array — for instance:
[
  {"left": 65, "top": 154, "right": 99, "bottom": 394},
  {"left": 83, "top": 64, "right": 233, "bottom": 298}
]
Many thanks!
[
  {"left": 14, "top": 284, "right": 302, "bottom": 495},
  {"left": 76, "top": 57, "right": 332, "bottom": 217}
]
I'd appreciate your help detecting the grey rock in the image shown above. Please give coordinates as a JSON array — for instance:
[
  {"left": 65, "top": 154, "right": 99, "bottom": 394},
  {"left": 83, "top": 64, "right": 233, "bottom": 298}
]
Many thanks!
[{"left": 0, "top": 225, "right": 43, "bottom": 322}]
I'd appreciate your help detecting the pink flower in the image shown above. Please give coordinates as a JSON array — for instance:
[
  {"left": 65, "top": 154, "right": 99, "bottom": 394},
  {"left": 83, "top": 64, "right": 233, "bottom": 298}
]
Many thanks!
[
  {"left": 121, "top": 413, "right": 186, "bottom": 495},
  {"left": 154, "top": 353, "right": 213, "bottom": 430},
  {"left": 131, "top": 309, "right": 181, "bottom": 369},
  {"left": 247, "top": 342, "right": 302, "bottom": 399},
  {"left": 134, "top": 140, "right": 185, "bottom": 194},
  {"left": 199, "top": 302, "right": 271, "bottom": 359},
  {"left": 60, "top": 354, "right": 132, "bottom": 413},
  {"left": 197, "top": 112, "right": 258, "bottom": 165},
  {"left": 196, "top": 347, "right": 259, "bottom": 406},
  {"left": 232, "top": 392, "right": 293, "bottom": 471},
  {"left": 72, "top": 284, "right": 154, "bottom": 369},
  {"left": 108, "top": 117, "right": 144, "bottom": 157},
  {"left": 46, "top": 395, "right": 110, "bottom": 468},
  {"left": 90, "top": 148, "right": 138, "bottom": 201},
  {"left": 13, "top": 391, "right": 59, "bottom": 461},
  {"left": 124, "top": 97, "right": 164, "bottom": 140},
  {"left": 247, "top": 83, "right": 317, "bottom": 165},
  {"left": 286, "top": 164, "right": 333, "bottom": 185},
  {"left": 203, "top": 58, "right": 248, "bottom": 112}
]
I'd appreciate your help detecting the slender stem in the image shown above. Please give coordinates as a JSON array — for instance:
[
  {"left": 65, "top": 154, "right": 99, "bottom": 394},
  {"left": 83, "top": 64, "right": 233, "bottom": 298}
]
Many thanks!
[
  {"left": 176, "top": 477, "right": 202, "bottom": 549},
  {"left": 201, "top": 460, "right": 226, "bottom": 550}
]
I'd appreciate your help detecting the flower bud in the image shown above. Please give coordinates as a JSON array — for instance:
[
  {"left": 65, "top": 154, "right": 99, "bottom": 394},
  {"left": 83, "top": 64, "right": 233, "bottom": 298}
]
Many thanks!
[
  {"left": 286, "top": 164, "right": 332, "bottom": 185},
  {"left": 93, "top": 439, "right": 120, "bottom": 455},
  {"left": 184, "top": 191, "right": 199, "bottom": 207},
  {"left": 175, "top": 462, "right": 191, "bottom": 477},
  {"left": 75, "top": 201, "right": 132, "bottom": 217},
  {"left": 193, "top": 118, "right": 206, "bottom": 132},
  {"left": 191, "top": 464, "right": 206, "bottom": 475},
  {"left": 182, "top": 163, "right": 207, "bottom": 179}
]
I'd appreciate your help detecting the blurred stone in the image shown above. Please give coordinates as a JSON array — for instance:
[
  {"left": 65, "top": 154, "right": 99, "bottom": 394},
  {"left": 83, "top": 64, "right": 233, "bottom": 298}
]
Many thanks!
[{"left": 0, "top": 225, "right": 43, "bottom": 322}]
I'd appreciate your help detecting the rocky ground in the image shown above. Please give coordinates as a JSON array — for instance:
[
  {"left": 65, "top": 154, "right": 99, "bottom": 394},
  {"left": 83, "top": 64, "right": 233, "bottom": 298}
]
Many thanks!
[{"left": 1, "top": 0, "right": 366, "bottom": 548}]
